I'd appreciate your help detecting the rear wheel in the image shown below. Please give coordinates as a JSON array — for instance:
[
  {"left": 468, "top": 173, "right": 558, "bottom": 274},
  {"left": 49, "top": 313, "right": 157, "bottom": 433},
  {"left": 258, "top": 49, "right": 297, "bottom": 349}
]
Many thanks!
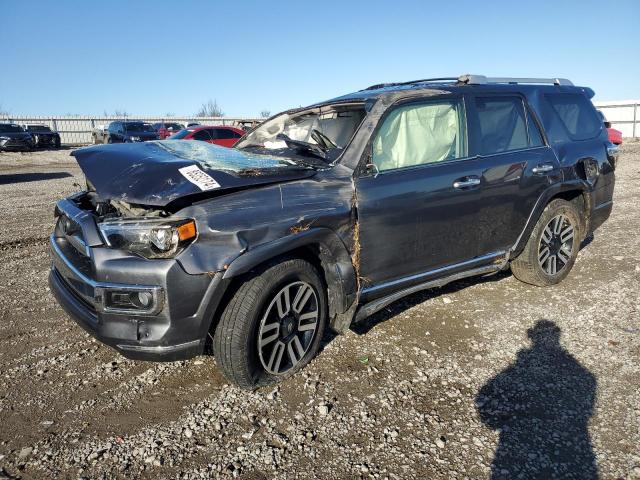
[
  {"left": 511, "top": 199, "right": 582, "bottom": 286},
  {"left": 213, "top": 258, "right": 327, "bottom": 389}
]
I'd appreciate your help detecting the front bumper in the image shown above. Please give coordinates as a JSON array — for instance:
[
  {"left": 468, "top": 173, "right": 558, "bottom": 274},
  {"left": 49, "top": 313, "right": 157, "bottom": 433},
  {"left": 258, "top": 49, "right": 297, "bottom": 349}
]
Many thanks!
[
  {"left": 49, "top": 222, "right": 228, "bottom": 361},
  {"left": 33, "top": 134, "right": 60, "bottom": 148},
  {"left": 0, "top": 139, "right": 33, "bottom": 151}
]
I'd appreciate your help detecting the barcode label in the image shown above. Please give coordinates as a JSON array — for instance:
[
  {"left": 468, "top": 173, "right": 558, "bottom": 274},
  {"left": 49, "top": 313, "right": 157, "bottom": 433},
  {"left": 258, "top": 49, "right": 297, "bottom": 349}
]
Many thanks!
[{"left": 178, "top": 165, "right": 221, "bottom": 191}]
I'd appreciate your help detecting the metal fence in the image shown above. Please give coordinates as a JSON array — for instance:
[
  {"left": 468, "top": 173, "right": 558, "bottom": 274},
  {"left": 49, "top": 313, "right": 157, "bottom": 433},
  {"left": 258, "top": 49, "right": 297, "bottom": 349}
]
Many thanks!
[
  {"left": 593, "top": 101, "right": 639, "bottom": 138},
  {"left": 2, "top": 102, "right": 638, "bottom": 144},
  {"left": 0, "top": 116, "right": 262, "bottom": 145}
]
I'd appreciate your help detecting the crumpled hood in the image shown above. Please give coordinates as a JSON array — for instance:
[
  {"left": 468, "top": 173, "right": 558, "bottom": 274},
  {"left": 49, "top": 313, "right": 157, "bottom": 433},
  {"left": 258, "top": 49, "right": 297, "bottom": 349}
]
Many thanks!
[{"left": 72, "top": 140, "right": 316, "bottom": 207}]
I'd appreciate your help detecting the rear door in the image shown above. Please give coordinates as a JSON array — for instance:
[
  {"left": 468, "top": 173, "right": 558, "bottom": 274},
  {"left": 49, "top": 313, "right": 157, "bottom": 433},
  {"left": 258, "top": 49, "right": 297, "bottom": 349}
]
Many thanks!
[
  {"left": 466, "top": 93, "right": 561, "bottom": 256},
  {"left": 355, "top": 96, "right": 488, "bottom": 291}
]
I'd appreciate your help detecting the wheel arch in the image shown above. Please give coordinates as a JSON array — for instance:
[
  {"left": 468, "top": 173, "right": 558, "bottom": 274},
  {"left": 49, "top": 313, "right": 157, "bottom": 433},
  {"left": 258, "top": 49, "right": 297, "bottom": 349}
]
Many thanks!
[
  {"left": 207, "top": 228, "right": 358, "bottom": 336},
  {"left": 511, "top": 182, "right": 592, "bottom": 257}
]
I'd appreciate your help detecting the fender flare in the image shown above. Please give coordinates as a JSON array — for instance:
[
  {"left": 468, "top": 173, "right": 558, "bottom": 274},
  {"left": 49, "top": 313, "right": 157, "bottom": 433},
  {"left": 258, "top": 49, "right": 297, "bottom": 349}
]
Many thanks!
[
  {"left": 223, "top": 227, "right": 358, "bottom": 322},
  {"left": 511, "top": 180, "right": 592, "bottom": 257}
]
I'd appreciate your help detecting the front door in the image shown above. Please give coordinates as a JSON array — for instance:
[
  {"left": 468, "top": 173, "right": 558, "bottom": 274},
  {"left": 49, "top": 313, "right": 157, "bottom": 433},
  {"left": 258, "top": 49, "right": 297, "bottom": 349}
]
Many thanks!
[{"left": 355, "top": 96, "right": 486, "bottom": 292}]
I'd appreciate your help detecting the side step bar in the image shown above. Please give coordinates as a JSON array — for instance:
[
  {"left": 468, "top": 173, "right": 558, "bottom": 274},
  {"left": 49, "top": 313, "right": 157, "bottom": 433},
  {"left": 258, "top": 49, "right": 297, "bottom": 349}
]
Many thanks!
[{"left": 353, "top": 260, "right": 507, "bottom": 324}]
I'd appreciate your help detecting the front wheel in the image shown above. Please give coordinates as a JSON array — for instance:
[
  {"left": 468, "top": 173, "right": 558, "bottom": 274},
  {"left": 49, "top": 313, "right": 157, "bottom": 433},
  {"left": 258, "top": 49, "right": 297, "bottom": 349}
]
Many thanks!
[
  {"left": 213, "top": 258, "right": 327, "bottom": 389},
  {"left": 511, "top": 199, "right": 582, "bottom": 287}
]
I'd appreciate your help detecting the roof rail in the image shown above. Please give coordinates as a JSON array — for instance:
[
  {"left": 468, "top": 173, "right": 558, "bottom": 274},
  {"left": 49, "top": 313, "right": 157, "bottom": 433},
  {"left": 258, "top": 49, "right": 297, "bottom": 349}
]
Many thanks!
[
  {"left": 362, "top": 75, "right": 574, "bottom": 92},
  {"left": 458, "top": 74, "right": 573, "bottom": 86},
  {"left": 362, "top": 77, "right": 459, "bottom": 91}
]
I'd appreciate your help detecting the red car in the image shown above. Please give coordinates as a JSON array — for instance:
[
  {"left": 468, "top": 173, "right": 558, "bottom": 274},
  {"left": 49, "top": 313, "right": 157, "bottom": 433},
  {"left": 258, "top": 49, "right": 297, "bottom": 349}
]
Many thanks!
[
  {"left": 597, "top": 110, "right": 623, "bottom": 145},
  {"left": 152, "top": 122, "right": 185, "bottom": 140},
  {"left": 606, "top": 125, "right": 623, "bottom": 145},
  {"left": 168, "top": 125, "right": 244, "bottom": 148}
]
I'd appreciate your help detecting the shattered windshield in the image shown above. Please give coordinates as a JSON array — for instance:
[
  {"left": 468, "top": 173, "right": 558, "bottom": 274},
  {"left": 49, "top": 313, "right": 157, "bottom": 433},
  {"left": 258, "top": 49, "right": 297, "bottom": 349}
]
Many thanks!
[
  {"left": 152, "top": 140, "right": 308, "bottom": 173},
  {"left": 236, "top": 103, "right": 366, "bottom": 161}
]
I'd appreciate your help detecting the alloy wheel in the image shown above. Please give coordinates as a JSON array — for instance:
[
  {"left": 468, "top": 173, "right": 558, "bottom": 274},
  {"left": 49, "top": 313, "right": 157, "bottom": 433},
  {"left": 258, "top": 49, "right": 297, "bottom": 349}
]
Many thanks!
[
  {"left": 538, "top": 214, "right": 575, "bottom": 275},
  {"left": 257, "top": 281, "right": 319, "bottom": 375}
]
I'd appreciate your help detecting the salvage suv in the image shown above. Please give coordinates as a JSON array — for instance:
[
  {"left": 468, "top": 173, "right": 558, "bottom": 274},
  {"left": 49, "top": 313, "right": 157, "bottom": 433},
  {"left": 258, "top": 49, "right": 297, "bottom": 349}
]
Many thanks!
[{"left": 49, "top": 75, "right": 616, "bottom": 388}]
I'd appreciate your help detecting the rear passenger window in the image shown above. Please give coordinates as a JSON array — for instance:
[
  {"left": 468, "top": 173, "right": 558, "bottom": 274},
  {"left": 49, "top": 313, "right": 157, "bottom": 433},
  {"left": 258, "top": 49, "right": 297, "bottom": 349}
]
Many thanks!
[
  {"left": 545, "top": 93, "right": 601, "bottom": 140},
  {"left": 372, "top": 99, "right": 466, "bottom": 172},
  {"left": 526, "top": 109, "right": 544, "bottom": 147},
  {"left": 474, "top": 96, "right": 529, "bottom": 155}
]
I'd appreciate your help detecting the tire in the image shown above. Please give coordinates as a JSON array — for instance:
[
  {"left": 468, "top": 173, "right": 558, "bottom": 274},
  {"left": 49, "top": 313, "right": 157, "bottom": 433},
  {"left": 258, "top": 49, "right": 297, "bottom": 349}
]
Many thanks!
[
  {"left": 511, "top": 199, "right": 583, "bottom": 287},
  {"left": 213, "top": 258, "right": 327, "bottom": 389}
]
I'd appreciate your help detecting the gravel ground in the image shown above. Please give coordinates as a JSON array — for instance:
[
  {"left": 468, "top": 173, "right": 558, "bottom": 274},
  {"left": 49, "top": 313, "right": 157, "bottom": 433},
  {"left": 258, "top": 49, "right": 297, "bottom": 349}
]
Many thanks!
[{"left": 0, "top": 145, "right": 639, "bottom": 480}]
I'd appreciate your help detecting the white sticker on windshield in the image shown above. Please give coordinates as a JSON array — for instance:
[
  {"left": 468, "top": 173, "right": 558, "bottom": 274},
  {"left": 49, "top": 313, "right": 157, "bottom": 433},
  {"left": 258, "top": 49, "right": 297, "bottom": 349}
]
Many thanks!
[{"left": 179, "top": 165, "right": 221, "bottom": 191}]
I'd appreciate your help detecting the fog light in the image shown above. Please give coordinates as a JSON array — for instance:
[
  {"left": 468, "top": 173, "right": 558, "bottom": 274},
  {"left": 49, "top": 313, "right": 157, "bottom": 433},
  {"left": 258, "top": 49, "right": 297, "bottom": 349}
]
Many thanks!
[{"left": 132, "top": 291, "right": 153, "bottom": 308}]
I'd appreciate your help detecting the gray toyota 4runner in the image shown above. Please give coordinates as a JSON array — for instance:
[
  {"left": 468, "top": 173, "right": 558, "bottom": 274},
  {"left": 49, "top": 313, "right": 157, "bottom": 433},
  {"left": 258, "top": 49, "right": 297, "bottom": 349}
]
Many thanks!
[{"left": 49, "top": 75, "right": 617, "bottom": 388}]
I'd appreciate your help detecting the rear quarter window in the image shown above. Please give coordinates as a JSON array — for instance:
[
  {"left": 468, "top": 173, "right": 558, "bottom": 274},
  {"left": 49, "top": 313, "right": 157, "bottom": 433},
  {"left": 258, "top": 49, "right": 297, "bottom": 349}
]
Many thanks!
[{"left": 545, "top": 93, "right": 601, "bottom": 141}]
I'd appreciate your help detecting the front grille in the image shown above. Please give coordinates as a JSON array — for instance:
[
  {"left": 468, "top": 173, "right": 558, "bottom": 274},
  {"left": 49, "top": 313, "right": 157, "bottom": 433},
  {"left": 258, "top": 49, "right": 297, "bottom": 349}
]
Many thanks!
[
  {"left": 53, "top": 267, "right": 97, "bottom": 314},
  {"left": 5, "top": 139, "right": 28, "bottom": 146}
]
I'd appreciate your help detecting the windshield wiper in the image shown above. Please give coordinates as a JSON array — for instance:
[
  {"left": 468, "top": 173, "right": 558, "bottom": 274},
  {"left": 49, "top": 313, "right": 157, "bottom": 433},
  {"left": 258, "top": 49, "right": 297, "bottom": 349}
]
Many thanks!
[{"left": 276, "top": 134, "right": 328, "bottom": 162}]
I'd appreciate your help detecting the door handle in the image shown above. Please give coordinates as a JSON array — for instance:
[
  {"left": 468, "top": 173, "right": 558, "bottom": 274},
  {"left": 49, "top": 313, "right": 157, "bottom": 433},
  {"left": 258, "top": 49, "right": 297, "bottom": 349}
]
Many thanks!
[
  {"left": 453, "top": 177, "right": 481, "bottom": 189},
  {"left": 532, "top": 164, "right": 554, "bottom": 174}
]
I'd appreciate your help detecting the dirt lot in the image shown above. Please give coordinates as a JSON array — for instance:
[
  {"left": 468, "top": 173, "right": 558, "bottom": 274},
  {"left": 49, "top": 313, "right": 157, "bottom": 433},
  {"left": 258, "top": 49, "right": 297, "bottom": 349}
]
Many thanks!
[{"left": 0, "top": 145, "right": 639, "bottom": 480}]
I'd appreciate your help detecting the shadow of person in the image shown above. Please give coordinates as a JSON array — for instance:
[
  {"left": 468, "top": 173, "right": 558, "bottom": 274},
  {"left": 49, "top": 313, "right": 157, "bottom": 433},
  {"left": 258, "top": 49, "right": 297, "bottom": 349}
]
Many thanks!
[{"left": 476, "top": 320, "right": 598, "bottom": 479}]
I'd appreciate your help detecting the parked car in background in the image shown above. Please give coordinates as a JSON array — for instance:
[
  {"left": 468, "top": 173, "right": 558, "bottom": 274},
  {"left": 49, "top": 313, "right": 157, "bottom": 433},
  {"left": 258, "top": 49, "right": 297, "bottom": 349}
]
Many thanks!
[
  {"left": 152, "top": 122, "right": 184, "bottom": 140},
  {"left": 49, "top": 75, "right": 616, "bottom": 388},
  {"left": 236, "top": 119, "right": 261, "bottom": 132},
  {"left": 597, "top": 110, "right": 623, "bottom": 145},
  {"left": 103, "top": 121, "right": 159, "bottom": 143},
  {"left": 0, "top": 123, "right": 34, "bottom": 151},
  {"left": 606, "top": 125, "right": 623, "bottom": 145},
  {"left": 187, "top": 122, "right": 200, "bottom": 128},
  {"left": 22, "top": 124, "right": 61, "bottom": 149},
  {"left": 169, "top": 125, "right": 244, "bottom": 147},
  {"left": 91, "top": 124, "right": 110, "bottom": 144}
]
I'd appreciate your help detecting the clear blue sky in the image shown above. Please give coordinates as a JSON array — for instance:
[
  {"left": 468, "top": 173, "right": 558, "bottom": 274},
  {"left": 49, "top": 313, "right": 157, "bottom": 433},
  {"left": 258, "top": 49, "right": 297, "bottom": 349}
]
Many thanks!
[{"left": 1, "top": 0, "right": 638, "bottom": 117}]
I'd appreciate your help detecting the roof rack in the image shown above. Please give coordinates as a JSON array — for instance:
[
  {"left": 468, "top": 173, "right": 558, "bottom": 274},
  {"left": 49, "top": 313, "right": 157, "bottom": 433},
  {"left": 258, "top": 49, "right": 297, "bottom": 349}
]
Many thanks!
[
  {"left": 362, "top": 75, "right": 573, "bottom": 91},
  {"left": 458, "top": 75, "right": 573, "bottom": 86},
  {"left": 362, "top": 77, "right": 459, "bottom": 91}
]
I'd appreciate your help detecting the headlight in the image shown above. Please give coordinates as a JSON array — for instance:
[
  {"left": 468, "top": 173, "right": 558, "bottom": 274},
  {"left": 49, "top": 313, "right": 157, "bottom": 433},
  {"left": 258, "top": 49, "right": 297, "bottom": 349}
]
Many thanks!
[
  {"left": 98, "top": 218, "right": 197, "bottom": 259},
  {"left": 130, "top": 136, "right": 141, "bottom": 141}
]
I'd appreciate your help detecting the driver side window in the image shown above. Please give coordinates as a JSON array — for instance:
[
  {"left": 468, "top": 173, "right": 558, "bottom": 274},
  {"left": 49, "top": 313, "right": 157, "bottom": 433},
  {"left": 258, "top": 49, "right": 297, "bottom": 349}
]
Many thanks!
[{"left": 372, "top": 99, "right": 466, "bottom": 172}]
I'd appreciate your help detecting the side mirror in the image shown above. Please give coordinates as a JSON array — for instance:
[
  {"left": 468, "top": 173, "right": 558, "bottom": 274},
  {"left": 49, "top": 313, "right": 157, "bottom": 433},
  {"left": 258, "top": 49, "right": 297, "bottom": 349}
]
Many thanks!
[
  {"left": 365, "top": 162, "right": 380, "bottom": 178},
  {"left": 363, "top": 149, "right": 380, "bottom": 178}
]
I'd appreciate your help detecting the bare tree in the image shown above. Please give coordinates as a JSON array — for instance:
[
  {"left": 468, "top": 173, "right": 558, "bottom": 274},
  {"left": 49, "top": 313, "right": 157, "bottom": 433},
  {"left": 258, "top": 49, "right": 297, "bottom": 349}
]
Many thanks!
[
  {"left": 260, "top": 110, "right": 271, "bottom": 118},
  {"left": 103, "top": 109, "right": 129, "bottom": 117},
  {"left": 196, "top": 100, "right": 224, "bottom": 117}
]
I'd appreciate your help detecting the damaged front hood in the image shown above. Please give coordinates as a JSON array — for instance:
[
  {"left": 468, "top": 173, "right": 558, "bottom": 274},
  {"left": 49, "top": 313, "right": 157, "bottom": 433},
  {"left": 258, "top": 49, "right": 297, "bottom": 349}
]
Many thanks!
[{"left": 72, "top": 140, "right": 316, "bottom": 207}]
